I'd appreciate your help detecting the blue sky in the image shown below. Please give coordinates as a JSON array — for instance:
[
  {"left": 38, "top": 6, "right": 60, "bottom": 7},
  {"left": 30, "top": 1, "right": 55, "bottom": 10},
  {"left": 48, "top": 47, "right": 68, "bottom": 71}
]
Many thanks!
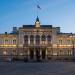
[{"left": 0, "top": 0, "right": 75, "bottom": 33}]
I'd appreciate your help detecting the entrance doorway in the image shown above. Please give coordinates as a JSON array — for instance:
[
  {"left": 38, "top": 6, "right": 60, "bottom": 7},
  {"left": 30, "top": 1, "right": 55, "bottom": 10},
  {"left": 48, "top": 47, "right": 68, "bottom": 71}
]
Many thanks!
[
  {"left": 30, "top": 48, "right": 34, "bottom": 59},
  {"left": 29, "top": 47, "right": 46, "bottom": 61},
  {"left": 42, "top": 48, "right": 46, "bottom": 59},
  {"left": 35, "top": 47, "right": 40, "bottom": 61}
]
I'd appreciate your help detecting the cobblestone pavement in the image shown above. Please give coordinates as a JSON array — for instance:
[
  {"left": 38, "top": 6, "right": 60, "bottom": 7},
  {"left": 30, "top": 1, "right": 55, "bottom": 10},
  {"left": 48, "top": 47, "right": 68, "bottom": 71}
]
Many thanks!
[{"left": 0, "top": 61, "right": 75, "bottom": 75}]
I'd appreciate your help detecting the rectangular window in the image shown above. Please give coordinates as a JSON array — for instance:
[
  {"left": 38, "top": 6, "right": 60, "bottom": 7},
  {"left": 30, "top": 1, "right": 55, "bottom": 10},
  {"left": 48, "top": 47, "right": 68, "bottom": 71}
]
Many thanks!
[
  {"left": 68, "top": 50, "right": 72, "bottom": 56},
  {"left": 13, "top": 39, "right": 16, "bottom": 44},
  {"left": 67, "top": 40, "right": 70, "bottom": 44},
  {"left": 59, "top": 40, "right": 62, "bottom": 45},
  {"left": 59, "top": 50, "right": 64, "bottom": 56},
  {"left": 5, "top": 39, "right": 8, "bottom": 44}
]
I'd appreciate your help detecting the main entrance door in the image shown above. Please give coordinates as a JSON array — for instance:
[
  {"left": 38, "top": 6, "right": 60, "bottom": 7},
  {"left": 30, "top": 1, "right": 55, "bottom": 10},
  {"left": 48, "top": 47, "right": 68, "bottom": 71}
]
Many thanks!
[
  {"left": 35, "top": 47, "right": 40, "bottom": 61},
  {"left": 29, "top": 47, "right": 46, "bottom": 61},
  {"left": 30, "top": 48, "right": 34, "bottom": 59},
  {"left": 42, "top": 48, "right": 46, "bottom": 59}
]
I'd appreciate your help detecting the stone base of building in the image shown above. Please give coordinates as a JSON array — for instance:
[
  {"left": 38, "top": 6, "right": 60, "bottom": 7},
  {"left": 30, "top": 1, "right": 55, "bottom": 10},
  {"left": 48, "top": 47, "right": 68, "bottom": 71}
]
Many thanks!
[{"left": 0, "top": 55, "right": 74, "bottom": 62}]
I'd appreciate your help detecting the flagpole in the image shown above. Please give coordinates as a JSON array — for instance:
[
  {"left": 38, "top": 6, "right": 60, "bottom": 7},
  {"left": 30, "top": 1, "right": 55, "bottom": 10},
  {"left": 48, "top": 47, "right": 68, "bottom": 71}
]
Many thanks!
[
  {"left": 37, "top": 5, "right": 38, "bottom": 17},
  {"left": 37, "top": 0, "right": 39, "bottom": 17},
  {"left": 36, "top": 0, "right": 41, "bottom": 19}
]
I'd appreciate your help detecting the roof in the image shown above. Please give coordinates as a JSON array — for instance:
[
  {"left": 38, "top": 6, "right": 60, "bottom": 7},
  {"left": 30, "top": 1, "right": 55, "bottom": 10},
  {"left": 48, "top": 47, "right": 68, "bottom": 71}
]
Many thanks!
[{"left": 22, "top": 25, "right": 52, "bottom": 29}]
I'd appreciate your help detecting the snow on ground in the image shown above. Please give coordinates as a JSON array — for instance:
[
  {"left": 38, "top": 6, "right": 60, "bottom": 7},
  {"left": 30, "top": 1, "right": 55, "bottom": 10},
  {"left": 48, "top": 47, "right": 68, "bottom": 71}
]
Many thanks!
[{"left": 0, "top": 61, "right": 75, "bottom": 75}]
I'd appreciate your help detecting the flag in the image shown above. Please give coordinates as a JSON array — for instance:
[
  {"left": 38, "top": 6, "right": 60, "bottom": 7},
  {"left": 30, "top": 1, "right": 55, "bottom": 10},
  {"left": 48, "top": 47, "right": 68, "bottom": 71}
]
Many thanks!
[{"left": 37, "top": 5, "right": 41, "bottom": 10}]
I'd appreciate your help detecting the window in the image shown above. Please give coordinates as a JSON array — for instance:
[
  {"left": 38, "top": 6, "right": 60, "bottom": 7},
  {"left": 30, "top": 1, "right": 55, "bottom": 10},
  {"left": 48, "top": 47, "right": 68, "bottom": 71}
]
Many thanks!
[
  {"left": 47, "top": 35, "right": 51, "bottom": 44},
  {"left": 59, "top": 50, "right": 63, "bottom": 55},
  {"left": 59, "top": 40, "right": 62, "bottom": 45},
  {"left": 24, "top": 35, "right": 28, "bottom": 45},
  {"left": 41, "top": 35, "right": 46, "bottom": 41},
  {"left": 47, "top": 35, "right": 51, "bottom": 41},
  {"left": 5, "top": 39, "right": 8, "bottom": 44},
  {"left": 67, "top": 40, "right": 70, "bottom": 44},
  {"left": 68, "top": 50, "right": 72, "bottom": 55},
  {"left": 36, "top": 35, "right": 40, "bottom": 44},
  {"left": 13, "top": 39, "right": 16, "bottom": 44},
  {"left": 30, "top": 35, "right": 34, "bottom": 44},
  {"left": 24, "top": 35, "right": 28, "bottom": 41},
  {"left": 0, "top": 39, "right": 2, "bottom": 44},
  {"left": 41, "top": 35, "right": 46, "bottom": 44}
]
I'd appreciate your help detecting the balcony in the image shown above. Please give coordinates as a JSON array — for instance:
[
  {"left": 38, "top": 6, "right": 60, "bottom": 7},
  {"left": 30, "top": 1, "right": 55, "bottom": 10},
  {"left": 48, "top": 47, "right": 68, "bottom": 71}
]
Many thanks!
[{"left": 23, "top": 41, "right": 52, "bottom": 47}]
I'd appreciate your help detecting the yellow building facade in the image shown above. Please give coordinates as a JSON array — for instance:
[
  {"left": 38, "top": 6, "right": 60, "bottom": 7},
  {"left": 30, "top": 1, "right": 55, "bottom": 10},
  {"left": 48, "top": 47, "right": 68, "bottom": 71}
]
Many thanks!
[{"left": 0, "top": 17, "right": 75, "bottom": 61}]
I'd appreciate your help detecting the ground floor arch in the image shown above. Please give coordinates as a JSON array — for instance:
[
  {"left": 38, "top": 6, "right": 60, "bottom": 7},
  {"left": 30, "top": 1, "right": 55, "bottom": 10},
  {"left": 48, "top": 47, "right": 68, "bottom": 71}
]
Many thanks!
[{"left": 28, "top": 47, "right": 47, "bottom": 61}]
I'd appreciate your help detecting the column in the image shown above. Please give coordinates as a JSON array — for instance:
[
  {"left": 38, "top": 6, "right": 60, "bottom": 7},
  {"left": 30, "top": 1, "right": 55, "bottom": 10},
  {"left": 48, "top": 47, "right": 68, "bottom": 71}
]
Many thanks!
[
  {"left": 34, "top": 47, "right": 36, "bottom": 61},
  {"left": 46, "top": 35, "right": 48, "bottom": 45},
  {"left": 40, "top": 48, "right": 42, "bottom": 60},
  {"left": 28, "top": 48, "right": 30, "bottom": 60},
  {"left": 45, "top": 48, "right": 48, "bottom": 60},
  {"left": 28, "top": 35, "right": 30, "bottom": 45},
  {"left": 40, "top": 35, "right": 41, "bottom": 45},
  {"left": 34, "top": 35, "right": 36, "bottom": 45}
]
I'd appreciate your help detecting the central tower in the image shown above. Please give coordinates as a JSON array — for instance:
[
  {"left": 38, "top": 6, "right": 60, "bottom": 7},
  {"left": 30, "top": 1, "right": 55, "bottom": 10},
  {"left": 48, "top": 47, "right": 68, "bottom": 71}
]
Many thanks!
[{"left": 35, "top": 16, "right": 40, "bottom": 28}]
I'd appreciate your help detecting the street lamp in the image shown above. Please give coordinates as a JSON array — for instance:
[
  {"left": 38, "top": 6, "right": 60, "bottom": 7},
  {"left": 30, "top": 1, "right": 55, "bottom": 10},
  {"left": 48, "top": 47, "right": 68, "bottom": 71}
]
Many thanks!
[{"left": 71, "top": 33, "right": 74, "bottom": 58}]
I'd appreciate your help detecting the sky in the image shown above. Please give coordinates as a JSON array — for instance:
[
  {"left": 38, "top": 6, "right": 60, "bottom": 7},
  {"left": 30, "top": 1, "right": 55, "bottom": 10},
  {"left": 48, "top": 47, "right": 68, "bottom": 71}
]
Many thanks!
[{"left": 0, "top": 0, "right": 75, "bottom": 33}]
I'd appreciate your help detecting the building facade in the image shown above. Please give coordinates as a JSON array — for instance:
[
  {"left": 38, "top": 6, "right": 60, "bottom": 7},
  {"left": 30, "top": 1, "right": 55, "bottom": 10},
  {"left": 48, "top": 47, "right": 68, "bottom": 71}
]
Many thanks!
[{"left": 0, "top": 17, "right": 75, "bottom": 61}]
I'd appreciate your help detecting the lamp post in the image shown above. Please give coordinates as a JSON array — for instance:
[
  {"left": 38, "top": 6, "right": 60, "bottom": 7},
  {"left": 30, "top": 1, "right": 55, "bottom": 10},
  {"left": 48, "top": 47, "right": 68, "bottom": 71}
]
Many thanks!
[
  {"left": 57, "top": 44, "right": 59, "bottom": 57},
  {"left": 71, "top": 33, "right": 74, "bottom": 59}
]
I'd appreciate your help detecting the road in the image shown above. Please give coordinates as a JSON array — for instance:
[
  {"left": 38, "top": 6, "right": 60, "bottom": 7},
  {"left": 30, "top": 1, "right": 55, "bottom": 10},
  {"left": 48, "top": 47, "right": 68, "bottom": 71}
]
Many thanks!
[{"left": 0, "top": 61, "right": 75, "bottom": 75}]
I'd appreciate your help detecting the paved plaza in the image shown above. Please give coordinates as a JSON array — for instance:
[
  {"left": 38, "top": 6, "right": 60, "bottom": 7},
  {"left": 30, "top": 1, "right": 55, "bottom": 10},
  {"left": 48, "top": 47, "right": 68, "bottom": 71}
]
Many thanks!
[{"left": 0, "top": 61, "right": 75, "bottom": 75}]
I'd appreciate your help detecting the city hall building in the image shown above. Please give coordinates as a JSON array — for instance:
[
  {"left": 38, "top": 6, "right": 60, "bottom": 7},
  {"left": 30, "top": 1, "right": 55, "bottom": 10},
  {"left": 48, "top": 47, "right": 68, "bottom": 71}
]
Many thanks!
[{"left": 0, "top": 17, "right": 75, "bottom": 61}]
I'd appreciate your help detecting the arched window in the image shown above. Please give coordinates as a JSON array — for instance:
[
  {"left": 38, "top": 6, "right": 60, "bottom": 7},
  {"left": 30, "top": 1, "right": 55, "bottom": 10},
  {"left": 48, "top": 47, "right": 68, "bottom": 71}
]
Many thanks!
[
  {"left": 24, "top": 35, "right": 28, "bottom": 41},
  {"left": 47, "top": 35, "right": 51, "bottom": 41},
  {"left": 41, "top": 35, "right": 46, "bottom": 41},
  {"left": 47, "top": 35, "right": 51, "bottom": 44},
  {"left": 30, "top": 35, "right": 34, "bottom": 44},
  {"left": 24, "top": 35, "right": 28, "bottom": 45},
  {"left": 36, "top": 35, "right": 40, "bottom": 44}
]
